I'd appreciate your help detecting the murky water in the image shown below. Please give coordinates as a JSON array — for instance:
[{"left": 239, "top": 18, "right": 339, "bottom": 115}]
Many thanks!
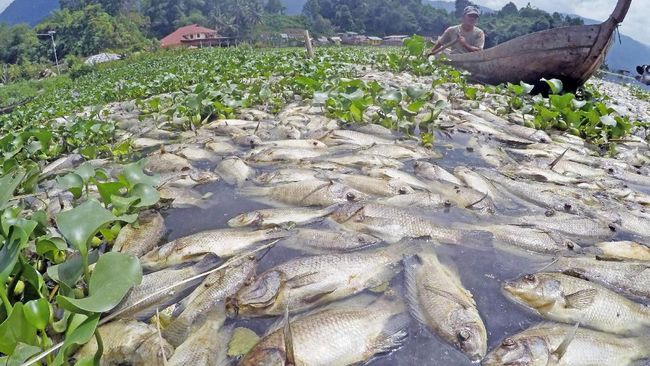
[{"left": 156, "top": 121, "right": 650, "bottom": 365}]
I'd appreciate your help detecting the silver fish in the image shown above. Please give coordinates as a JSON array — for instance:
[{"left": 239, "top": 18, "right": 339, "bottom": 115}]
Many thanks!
[
  {"left": 111, "top": 255, "right": 221, "bottom": 320},
  {"left": 404, "top": 252, "right": 487, "bottom": 361},
  {"left": 484, "top": 323, "right": 650, "bottom": 366},
  {"left": 140, "top": 229, "right": 288, "bottom": 270},
  {"left": 215, "top": 156, "right": 254, "bottom": 186},
  {"left": 228, "top": 206, "right": 336, "bottom": 228},
  {"left": 112, "top": 211, "right": 166, "bottom": 258},
  {"left": 167, "top": 310, "right": 231, "bottom": 366},
  {"left": 277, "top": 228, "right": 381, "bottom": 254},
  {"left": 230, "top": 243, "right": 411, "bottom": 316},
  {"left": 240, "top": 296, "right": 408, "bottom": 366},
  {"left": 238, "top": 180, "right": 370, "bottom": 207},
  {"left": 503, "top": 272, "right": 650, "bottom": 335}
]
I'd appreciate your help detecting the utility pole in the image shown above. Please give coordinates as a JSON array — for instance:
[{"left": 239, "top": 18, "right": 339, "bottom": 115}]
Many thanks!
[{"left": 37, "top": 30, "right": 60, "bottom": 74}]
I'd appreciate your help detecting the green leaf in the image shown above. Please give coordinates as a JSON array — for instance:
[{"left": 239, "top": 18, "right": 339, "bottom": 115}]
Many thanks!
[
  {"left": 47, "top": 252, "right": 99, "bottom": 292},
  {"left": 55, "top": 200, "right": 120, "bottom": 256},
  {"left": 56, "top": 252, "right": 142, "bottom": 314},
  {"left": 5, "top": 342, "right": 42, "bottom": 366},
  {"left": 120, "top": 160, "right": 159, "bottom": 188},
  {"left": 406, "top": 86, "right": 426, "bottom": 100},
  {"left": 463, "top": 87, "right": 478, "bottom": 100},
  {"left": 0, "top": 227, "right": 29, "bottom": 284},
  {"left": 130, "top": 183, "right": 160, "bottom": 208},
  {"left": 520, "top": 82, "right": 534, "bottom": 94},
  {"left": 74, "top": 163, "right": 96, "bottom": 183},
  {"left": 403, "top": 35, "right": 426, "bottom": 56},
  {"left": 57, "top": 173, "right": 84, "bottom": 199},
  {"left": 382, "top": 89, "right": 402, "bottom": 103},
  {"left": 0, "top": 169, "right": 26, "bottom": 210},
  {"left": 23, "top": 298, "right": 50, "bottom": 330},
  {"left": 0, "top": 303, "right": 39, "bottom": 355},
  {"left": 19, "top": 256, "right": 46, "bottom": 295},
  {"left": 52, "top": 314, "right": 100, "bottom": 366},
  {"left": 541, "top": 78, "right": 563, "bottom": 94},
  {"left": 95, "top": 181, "right": 125, "bottom": 206},
  {"left": 549, "top": 93, "right": 574, "bottom": 110}
]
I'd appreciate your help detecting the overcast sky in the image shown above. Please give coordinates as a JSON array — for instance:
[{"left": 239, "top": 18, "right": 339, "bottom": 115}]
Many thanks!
[
  {"left": 480, "top": 0, "right": 648, "bottom": 45},
  {"left": 1, "top": 0, "right": 647, "bottom": 45}
]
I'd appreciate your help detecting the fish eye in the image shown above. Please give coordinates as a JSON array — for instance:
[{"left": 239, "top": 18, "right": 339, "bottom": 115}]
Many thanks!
[
  {"left": 346, "top": 192, "right": 357, "bottom": 201},
  {"left": 458, "top": 329, "right": 471, "bottom": 341},
  {"left": 523, "top": 274, "right": 536, "bottom": 283},
  {"left": 502, "top": 338, "right": 516, "bottom": 349},
  {"left": 545, "top": 209, "right": 555, "bottom": 217},
  {"left": 398, "top": 187, "right": 408, "bottom": 195},
  {"left": 563, "top": 203, "right": 572, "bottom": 211}
]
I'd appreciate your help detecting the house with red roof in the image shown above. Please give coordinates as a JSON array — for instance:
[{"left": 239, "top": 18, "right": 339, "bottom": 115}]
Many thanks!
[{"left": 160, "top": 24, "right": 233, "bottom": 48}]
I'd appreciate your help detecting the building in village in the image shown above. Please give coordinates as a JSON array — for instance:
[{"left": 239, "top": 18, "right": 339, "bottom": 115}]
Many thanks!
[
  {"left": 367, "top": 36, "right": 383, "bottom": 46},
  {"left": 160, "top": 24, "right": 233, "bottom": 48},
  {"left": 383, "top": 35, "right": 409, "bottom": 46}
]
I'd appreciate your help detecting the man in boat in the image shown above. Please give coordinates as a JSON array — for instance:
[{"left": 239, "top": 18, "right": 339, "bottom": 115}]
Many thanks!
[{"left": 428, "top": 6, "right": 485, "bottom": 56}]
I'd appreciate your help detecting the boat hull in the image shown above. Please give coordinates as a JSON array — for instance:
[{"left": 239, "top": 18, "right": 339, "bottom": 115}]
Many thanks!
[{"left": 446, "top": 22, "right": 616, "bottom": 91}]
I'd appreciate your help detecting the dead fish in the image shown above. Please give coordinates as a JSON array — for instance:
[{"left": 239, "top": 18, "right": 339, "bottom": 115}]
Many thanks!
[
  {"left": 361, "top": 144, "right": 431, "bottom": 160},
  {"left": 352, "top": 123, "right": 395, "bottom": 138},
  {"left": 240, "top": 296, "right": 408, "bottom": 366},
  {"left": 415, "top": 163, "right": 496, "bottom": 214},
  {"left": 205, "top": 140, "right": 240, "bottom": 155},
  {"left": 254, "top": 168, "right": 320, "bottom": 185},
  {"left": 329, "top": 202, "right": 491, "bottom": 245},
  {"left": 547, "top": 256, "right": 650, "bottom": 300},
  {"left": 452, "top": 111, "right": 536, "bottom": 146},
  {"left": 145, "top": 153, "right": 192, "bottom": 174},
  {"left": 324, "top": 154, "right": 404, "bottom": 169},
  {"left": 163, "top": 257, "right": 255, "bottom": 347},
  {"left": 510, "top": 214, "right": 615, "bottom": 241},
  {"left": 413, "top": 161, "right": 463, "bottom": 185},
  {"left": 112, "top": 211, "right": 166, "bottom": 258},
  {"left": 74, "top": 319, "right": 173, "bottom": 366},
  {"left": 166, "top": 310, "right": 230, "bottom": 366},
  {"left": 257, "top": 125, "right": 301, "bottom": 141},
  {"left": 230, "top": 243, "right": 412, "bottom": 317},
  {"left": 132, "top": 138, "right": 168, "bottom": 150},
  {"left": 158, "top": 186, "right": 211, "bottom": 209},
  {"left": 363, "top": 167, "right": 431, "bottom": 191},
  {"left": 215, "top": 156, "right": 254, "bottom": 186},
  {"left": 262, "top": 139, "right": 328, "bottom": 149},
  {"left": 178, "top": 146, "right": 218, "bottom": 162},
  {"left": 228, "top": 206, "right": 337, "bottom": 228},
  {"left": 484, "top": 323, "right": 650, "bottom": 366},
  {"left": 404, "top": 252, "right": 487, "bottom": 362},
  {"left": 503, "top": 272, "right": 650, "bottom": 335},
  {"left": 499, "top": 164, "right": 585, "bottom": 185},
  {"left": 239, "top": 180, "right": 369, "bottom": 207},
  {"left": 324, "top": 129, "right": 394, "bottom": 146},
  {"left": 469, "top": 109, "right": 551, "bottom": 143},
  {"left": 453, "top": 166, "right": 522, "bottom": 209},
  {"left": 41, "top": 153, "right": 84, "bottom": 178},
  {"left": 321, "top": 172, "right": 415, "bottom": 197},
  {"left": 595, "top": 241, "right": 650, "bottom": 261},
  {"left": 111, "top": 255, "right": 221, "bottom": 320},
  {"left": 467, "top": 137, "right": 513, "bottom": 167},
  {"left": 376, "top": 192, "right": 449, "bottom": 209},
  {"left": 140, "top": 229, "right": 288, "bottom": 270},
  {"left": 277, "top": 228, "right": 381, "bottom": 254},
  {"left": 158, "top": 169, "right": 220, "bottom": 189},
  {"left": 484, "top": 224, "right": 577, "bottom": 255},
  {"left": 247, "top": 147, "right": 326, "bottom": 162},
  {"left": 232, "top": 134, "right": 263, "bottom": 147}
]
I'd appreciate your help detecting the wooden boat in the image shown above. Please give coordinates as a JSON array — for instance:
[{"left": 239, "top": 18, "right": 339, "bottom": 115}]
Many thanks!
[{"left": 446, "top": 0, "right": 632, "bottom": 91}]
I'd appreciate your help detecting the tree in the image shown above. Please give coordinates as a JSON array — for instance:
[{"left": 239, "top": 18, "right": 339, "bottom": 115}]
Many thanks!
[
  {"left": 500, "top": 2, "right": 518, "bottom": 17},
  {"left": 333, "top": 5, "right": 354, "bottom": 31},
  {"left": 264, "top": 0, "right": 285, "bottom": 14}
]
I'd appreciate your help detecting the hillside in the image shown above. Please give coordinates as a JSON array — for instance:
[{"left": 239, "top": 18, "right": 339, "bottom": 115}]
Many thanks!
[
  {"left": 0, "top": 0, "right": 58, "bottom": 26},
  {"left": 426, "top": 0, "right": 493, "bottom": 14},
  {"left": 282, "top": 0, "right": 307, "bottom": 15}
]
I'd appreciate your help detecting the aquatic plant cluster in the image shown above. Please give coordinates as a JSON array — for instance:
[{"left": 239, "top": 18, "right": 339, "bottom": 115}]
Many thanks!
[{"left": 1, "top": 40, "right": 649, "bottom": 365}]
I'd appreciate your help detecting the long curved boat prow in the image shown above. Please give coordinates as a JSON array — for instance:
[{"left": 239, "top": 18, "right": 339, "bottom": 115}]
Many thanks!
[{"left": 445, "top": 0, "right": 632, "bottom": 91}]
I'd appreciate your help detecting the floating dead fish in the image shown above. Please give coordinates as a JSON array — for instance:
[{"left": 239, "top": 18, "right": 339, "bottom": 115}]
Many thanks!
[{"left": 112, "top": 211, "right": 166, "bottom": 258}]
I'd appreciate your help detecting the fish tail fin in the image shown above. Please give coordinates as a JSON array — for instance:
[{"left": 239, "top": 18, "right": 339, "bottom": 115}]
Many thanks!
[
  {"left": 370, "top": 312, "right": 410, "bottom": 356},
  {"left": 191, "top": 253, "right": 222, "bottom": 274},
  {"left": 162, "top": 314, "right": 192, "bottom": 347},
  {"left": 403, "top": 253, "right": 428, "bottom": 326},
  {"left": 238, "top": 185, "right": 271, "bottom": 198}
]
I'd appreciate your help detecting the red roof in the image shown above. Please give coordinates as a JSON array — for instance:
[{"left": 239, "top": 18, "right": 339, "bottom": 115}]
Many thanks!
[{"left": 160, "top": 24, "right": 220, "bottom": 48}]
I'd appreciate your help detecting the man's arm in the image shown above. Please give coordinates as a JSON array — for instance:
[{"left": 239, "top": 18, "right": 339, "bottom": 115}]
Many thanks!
[
  {"left": 428, "top": 28, "right": 453, "bottom": 56},
  {"left": 459, "top": 31, "right": 485, "bottom": 53}
]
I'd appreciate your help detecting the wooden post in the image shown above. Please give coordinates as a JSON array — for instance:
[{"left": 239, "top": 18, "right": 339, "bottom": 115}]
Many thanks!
[{"left": 304, "top": 30, "right": 314, "bottom": 59}]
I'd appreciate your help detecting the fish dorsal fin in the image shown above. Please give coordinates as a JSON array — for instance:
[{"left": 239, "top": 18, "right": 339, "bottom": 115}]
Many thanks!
[
  {"left": 286, "top": 271, "right": 322, "bottom": 288},
  {"left": 549, "top": 322, "right": 580, "bottom": 365},
  {"left": 564, "top": 289, "right": 597, "bottom": 309},
  {"left": 283, "top": 305, "right": 296, "bottom": 366}
]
